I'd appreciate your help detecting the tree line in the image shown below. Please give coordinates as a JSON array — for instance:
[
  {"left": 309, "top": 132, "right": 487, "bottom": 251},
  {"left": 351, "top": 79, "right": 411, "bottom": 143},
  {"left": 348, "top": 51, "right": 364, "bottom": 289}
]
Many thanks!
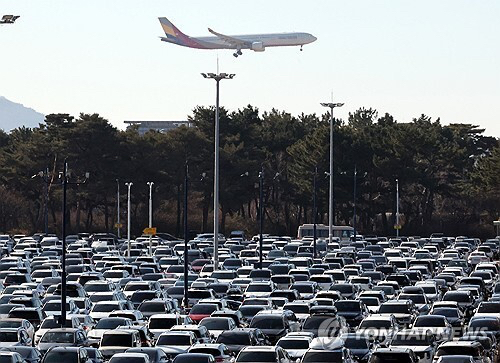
[{"left": 0, "top": 106, "right": 498, "bottom": 238}]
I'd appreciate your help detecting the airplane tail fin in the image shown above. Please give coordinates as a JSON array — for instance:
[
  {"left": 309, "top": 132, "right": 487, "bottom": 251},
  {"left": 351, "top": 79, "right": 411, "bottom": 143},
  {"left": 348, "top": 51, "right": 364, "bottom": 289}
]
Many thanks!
[{"left": 158, "top": 17, "right": 190, "bottom": 43}]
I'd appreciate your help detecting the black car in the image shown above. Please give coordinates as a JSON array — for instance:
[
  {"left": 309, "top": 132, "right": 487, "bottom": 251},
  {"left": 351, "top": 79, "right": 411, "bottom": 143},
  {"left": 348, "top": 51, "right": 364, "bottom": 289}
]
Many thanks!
[{"left": 334, "top": 300, "right": 369, "bottom": 327}]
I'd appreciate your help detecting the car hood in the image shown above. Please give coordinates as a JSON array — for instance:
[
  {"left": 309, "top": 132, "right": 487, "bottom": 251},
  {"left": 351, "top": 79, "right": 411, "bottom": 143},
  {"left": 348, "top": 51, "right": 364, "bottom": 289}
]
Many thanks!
[{"left": 281, "top": 348, "right": 308, "bottom": 359}]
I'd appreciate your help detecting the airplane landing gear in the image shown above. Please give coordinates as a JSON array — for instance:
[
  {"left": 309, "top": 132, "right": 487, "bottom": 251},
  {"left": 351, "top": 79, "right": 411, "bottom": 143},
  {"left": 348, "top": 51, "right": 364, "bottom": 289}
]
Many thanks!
[
  {"left": 237, "top": 49, "right": 242, "bottom": 55},
  {"left": 300, "top": 45, "right": 303, "bottom": 51},
  {"left": 233, "top": 49, "right": 243, "bottom": 57},
  {"left": 233, "top": 52, "right": 239, "bottom": 57}
]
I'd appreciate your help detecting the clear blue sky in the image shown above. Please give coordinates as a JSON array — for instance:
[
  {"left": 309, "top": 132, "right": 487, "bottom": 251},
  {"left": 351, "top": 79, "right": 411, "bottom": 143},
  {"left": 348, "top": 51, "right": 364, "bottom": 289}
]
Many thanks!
[{"left": 1, "top": 0, "right": 499, "bottom": 136}]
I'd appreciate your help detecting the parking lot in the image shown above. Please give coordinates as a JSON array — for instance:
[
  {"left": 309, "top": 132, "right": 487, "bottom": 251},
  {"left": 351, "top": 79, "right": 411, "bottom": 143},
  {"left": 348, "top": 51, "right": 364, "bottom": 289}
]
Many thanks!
[{"left": 0, "top": 231, "right": 498, "bottom": 363}]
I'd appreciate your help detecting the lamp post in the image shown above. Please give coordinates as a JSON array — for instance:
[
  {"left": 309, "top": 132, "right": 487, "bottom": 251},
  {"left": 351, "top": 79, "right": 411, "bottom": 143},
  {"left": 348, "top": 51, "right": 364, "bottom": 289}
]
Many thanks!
[
  {"left": 125, "top": 182, "right": 133, "bottom": 258},
  {"left": 116, "top": 179, "right": 121, "bottom": 238},
  {"left": 59, "top": 160, "right": 89, "bottom": 327},
  {"left": 320, "top": 102, "right": 344, "bottom": 245},
  {"left": 258, "top": 167, "right": 264, "bottom": 269},
  {"left": 0, "top": 15, "right": 20, "bottom": 24},
  {"left": 353, "top": 165, "right": 357, "bottom": 242},
  {"left": 396, "top": 178, "right": 400, "bottom": 237},
  {"left": 183, "top": 163, "right": 189, "bottom": 309},
  {"left": 201, "top": 72, "right": 235, "bottom": 270},
  {"left": 147, "top": 181, "right": 154, "bottom": 255},
  {"left": 313, "top": 166, "right": 318, "bottom": 258}
]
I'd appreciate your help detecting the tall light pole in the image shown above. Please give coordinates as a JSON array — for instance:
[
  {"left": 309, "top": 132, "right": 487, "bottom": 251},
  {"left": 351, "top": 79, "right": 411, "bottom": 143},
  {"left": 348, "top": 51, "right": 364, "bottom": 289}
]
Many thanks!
[
  {"left": 0, "top": 15, "right": 20, "bottom": 24},
  {"left": 58, "top": 160, "right": 89, "bottom": 327},
  {"left": 396, "top": 178, "right": 400, "bottom": 237},
  {"left": 258, "top": 167, "right": 264, "bottom": 269},
  {"left": 147, "top": 181, "right": 154, "bottom": 256},
  {"left": 125, "top": 182, "right": 133, "bottom": 258},
  {"left": 320, "top": 102, "right": 344, "bottom": 245},
  {"left": 116, "top": 179, "right": 121, "bottom": 238},
  {"left": 313, "top": 166, "right": 318, "bottom": 258},
  {"left": 353, "top": 165, "right": 357, "bottom": 242},
  {"left": 201, "top": 72, "right": 235, "bottom": 270},
  {"left": 183, "top": 163, "right": 189, "bottom": 308},
  {"left": 147, "top": 182, "right": 154, "bottom": 228}
]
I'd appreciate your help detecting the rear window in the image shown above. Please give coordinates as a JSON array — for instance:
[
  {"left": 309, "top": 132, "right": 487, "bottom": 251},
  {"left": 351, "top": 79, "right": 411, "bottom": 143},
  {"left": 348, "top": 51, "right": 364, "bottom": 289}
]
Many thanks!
[{"left": 302, "top": 351, "right": 342, "bottom": 362}]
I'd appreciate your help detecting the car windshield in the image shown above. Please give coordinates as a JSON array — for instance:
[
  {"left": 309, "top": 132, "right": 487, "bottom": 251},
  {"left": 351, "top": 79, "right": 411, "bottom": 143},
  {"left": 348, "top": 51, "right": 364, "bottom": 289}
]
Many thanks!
[
  {"left": 156, "top": 335, "right": 191, "bottom": 346},
  {"left": 190, "top": 304, "right": 218, "bottom": 315},
  {"left": 284, "top": 305, "right": 309, "bottom": 314},
  {"left": 101, "top": 334, "right": 132, "bottom": 346},
  {"left": 370, "top": 353, "right": 416, "bottom": 363},
  {"left": 139, "top": 303, "right": 165, "bottom": 312},
  {"left": 379, "top": 304, "right": 410, "bottom": 313},
  {"left": 359, "top": 320, "right": 391, "bottom": 329},
  {"left": 437, "top": 346, "right": 480, "bottom": 357},
  {"left": 344, "top": 337, "right": 369, "bottom": 349},
  {"left": 277, "top": 339, "right": 310, "bottom": 349},
  {"left": 0, "top": 321, "right": 22, "bottom": 329},
  {"left": 0, "top": 332, "right": 18, "bottom": 342},
  {"left": 478, "top": 304, "right": 500, "bottom": 313},
  {"left": 217, "top": 332, "right": 250, "bottom": 345},
  {"left": 236, "top": 351, "right": 276, "bottom": 362},
  {"left": 43, "top": 351, "right": 79, "bottom": 363},
  {"left": 93, "top": 304, "right": 119, "bottom": 312},
  {"left": 415, "top": 316, "right": 446, "bottom": 327},
  {"left": 335, "top": 302, "right": 360, "bottom": 311},
  {"left": 251, "top": 317, "right": 284, "bottom": 330},
  {"left": 391, "top": 334, "right": 433, "bottom": 346},
  {"left": 331, "top": 285, "right": 353, "bottom": 293},
  {"left": 109, "top": 357, "right": 146, "bottom": 363},
  {"left": 469, "top": 319, "right": 500, "bottom": 330},
  {"left": 247, "top": 285, "right": 271, "bottom": 292},
  {"left": 41, "top": 332, "right": 75, "bottom": 343},
  {"left": 200, "top": 319, "right": 230, "bottom": 330},
  {"left": 149, "top": 318, "right": 176, "bottom": 330},
  {"left": 96, "top": 319, "right": 126, "bottom": 329},
  {"left": 433, "top": 309, "right": 459, "bottom": 318},
  {"left": 85, "top": 284, "right": 110, "bottom": 292},
  {"left": 302, "top": 351, "right": 343, "bottom": 362}
]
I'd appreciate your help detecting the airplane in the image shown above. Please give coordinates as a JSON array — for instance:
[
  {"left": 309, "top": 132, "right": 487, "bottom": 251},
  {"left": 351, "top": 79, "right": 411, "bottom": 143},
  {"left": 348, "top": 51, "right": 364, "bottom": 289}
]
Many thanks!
[
  {"left": 158, "top": 17, "right": 316, "bottom": 57},
  {"left": 0, "top": 15, "right": 20, "bottom": 24}
]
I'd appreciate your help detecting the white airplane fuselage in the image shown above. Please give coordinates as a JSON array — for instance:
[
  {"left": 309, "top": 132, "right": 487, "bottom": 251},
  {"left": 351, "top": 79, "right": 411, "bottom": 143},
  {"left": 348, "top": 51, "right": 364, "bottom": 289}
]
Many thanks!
[
  {"left": 158, "top": 17, "right": 317, "bottom": 56},
  {"left": 161, "top": 32, "right": 316, "bottom": 50}
]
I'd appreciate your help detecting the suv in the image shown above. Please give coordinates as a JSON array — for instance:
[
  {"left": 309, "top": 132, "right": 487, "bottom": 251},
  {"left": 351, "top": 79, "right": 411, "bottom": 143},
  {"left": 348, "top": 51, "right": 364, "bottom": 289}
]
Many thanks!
[{"left": 250, "top": 310, "right": 300, "bottom": 343}]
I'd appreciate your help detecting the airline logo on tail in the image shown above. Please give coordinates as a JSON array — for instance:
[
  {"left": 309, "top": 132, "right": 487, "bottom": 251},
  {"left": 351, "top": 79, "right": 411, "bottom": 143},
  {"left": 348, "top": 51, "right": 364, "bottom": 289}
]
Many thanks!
[
  {"left": 159, "top": 18, "right": 178, "bottom": 39},
  {"left": 158, "top": 17, "right": 204, "bottom": 48}
]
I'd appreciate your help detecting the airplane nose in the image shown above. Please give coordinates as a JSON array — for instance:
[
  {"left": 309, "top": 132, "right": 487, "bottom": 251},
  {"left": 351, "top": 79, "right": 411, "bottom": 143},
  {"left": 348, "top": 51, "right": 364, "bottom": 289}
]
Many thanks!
[{"left": 310, "top": 34, "right": 317, "bottom": 43}]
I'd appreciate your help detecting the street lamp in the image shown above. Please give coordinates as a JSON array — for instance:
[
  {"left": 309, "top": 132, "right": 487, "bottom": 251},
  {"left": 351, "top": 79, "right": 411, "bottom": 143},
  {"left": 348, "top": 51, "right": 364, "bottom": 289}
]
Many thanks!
[
  {"left": 147, "top": 182, "right": 154, "bottom": 228},
  {"left": 0, "top": 15, "right": 20, "bottom": 24},
  {"left": 183, "top": 163, "right": 189, "bottom": 309},
  {"left": 396, "top": 179, "right": 400, "bottom": 237},
  {"left": 59, "top": 160, "right": 89, "bottom": 327},
  {"left": 353, "top": 166, "right": 357, "bottom": 242},
  {"left": 201, "top": 72, "right": 235, "bottom": 270},
  {"left": 32, "top": 167, "right": 50, "bottom": 235},
  {"left": 147, "top": 182, "right": 154, "bottom": 255},
  {"left": 116, "top": 179, "right": 121, "bottom": 238},
  {"left": 312, "top": 166, "right": 318, "bottom": 258},
  {"left": 258, "top": 167, "right": 264, "bottom": 269},
  {"left": 125, "top": 182, "right": 133, "bottom": 258},
  {"left": 320, "top": 101, "right": 344, "bottom": 245}
]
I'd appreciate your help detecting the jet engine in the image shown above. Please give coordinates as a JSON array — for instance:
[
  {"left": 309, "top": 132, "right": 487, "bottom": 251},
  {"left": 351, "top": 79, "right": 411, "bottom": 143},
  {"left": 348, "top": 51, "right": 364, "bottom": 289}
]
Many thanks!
[{"left": 251, "top": 42, "right": 265, "bottom": 52}]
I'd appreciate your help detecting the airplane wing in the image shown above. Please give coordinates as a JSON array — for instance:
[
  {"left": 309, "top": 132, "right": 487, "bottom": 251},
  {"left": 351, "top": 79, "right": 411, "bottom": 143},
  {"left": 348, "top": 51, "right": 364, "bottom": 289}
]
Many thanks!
[{"left": 208, "top": 28, "right": 251, "bottom": 47}]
